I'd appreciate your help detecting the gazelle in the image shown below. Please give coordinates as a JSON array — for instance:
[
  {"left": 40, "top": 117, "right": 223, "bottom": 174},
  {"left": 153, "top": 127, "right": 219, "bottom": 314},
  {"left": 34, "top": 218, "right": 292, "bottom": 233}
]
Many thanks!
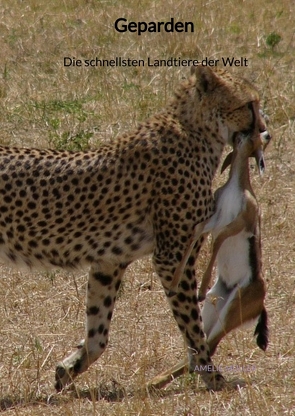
[{"left": 149, "top": 129, "right": 270, "bottom": 389}]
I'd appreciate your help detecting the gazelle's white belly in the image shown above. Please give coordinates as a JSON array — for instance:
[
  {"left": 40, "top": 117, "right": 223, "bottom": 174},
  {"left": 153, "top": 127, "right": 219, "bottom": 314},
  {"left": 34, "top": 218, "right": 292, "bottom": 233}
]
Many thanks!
[
  {"left": 216, "top": 233, "right": 252, "bottom": 287},
  {"left": 211, "top": 180, "right": 253, "bottom": 288}
]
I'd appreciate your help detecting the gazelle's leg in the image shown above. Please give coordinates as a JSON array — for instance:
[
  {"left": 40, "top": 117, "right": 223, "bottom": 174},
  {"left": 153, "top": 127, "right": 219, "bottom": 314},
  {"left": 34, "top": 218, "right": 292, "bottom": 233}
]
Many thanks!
[
  {"left": 168, "top": 222, "right": 207, "bottom": 295},
  {"left": 198, "top": 213, "right": 249, "bottom": 300},
  {"left": 206, "top": 278, "right": 266, "bottom": 355},
  {"left": 201, "top": 278, "right": 230, "bottom": 338}
]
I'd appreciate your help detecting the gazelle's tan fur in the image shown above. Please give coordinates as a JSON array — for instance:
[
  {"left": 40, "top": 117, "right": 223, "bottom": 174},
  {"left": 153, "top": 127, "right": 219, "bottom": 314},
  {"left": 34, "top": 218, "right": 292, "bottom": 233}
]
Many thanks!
[{"left": 148, "top": 128, "right": 270, "bottom": 389}]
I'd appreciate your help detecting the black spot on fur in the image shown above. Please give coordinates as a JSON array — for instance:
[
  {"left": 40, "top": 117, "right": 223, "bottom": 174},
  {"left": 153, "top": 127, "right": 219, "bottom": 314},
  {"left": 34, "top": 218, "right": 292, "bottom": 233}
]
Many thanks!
[
  {"left": 98, "top": 324, "right": 105, "bottom": 334},
  {"left": 93, "top": 272, "right": 113, "bottom": 286},
  {"left": 104, "top": 296, "right": 112, "bottom": 307},
  {"left": 87, "top": 306, "right": 100, "bottom": 315},
  {"left": 180, "top": 313, "right": 190, "bottom": 324},
  {"left": 192, "top": 324, "right": 201, "bottom": 335},
  {"left": 199, "top": 358, "right": 207, "bottom": 366},
  {"left": 112, "top": 246, "right": 122, "bottom": 255},
  {"left": 88, "top": 329, "right": 96, "bottom": 338},
  {"left": 191, "top": 309, "right": 199, "bottom": 320}
]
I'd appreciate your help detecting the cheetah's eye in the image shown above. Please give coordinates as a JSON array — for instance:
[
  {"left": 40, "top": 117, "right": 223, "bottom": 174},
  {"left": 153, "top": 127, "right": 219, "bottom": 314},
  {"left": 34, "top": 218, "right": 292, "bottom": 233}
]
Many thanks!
[{"left": 238, "top": 101, "right": 255, "bottom": 135}]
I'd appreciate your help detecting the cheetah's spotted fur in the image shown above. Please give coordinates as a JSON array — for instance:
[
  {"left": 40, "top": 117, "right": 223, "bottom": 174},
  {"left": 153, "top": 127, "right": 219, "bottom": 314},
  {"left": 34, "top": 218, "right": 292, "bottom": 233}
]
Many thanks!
[{"left": 0, "top": 66, "right": 268, "bottom": 391}]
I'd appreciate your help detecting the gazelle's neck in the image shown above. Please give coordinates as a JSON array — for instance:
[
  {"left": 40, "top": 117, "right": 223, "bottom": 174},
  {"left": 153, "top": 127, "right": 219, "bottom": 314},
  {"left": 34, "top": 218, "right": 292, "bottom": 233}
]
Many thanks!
[{"left": 228, "top": 146, "right": 252, "bottom": 190}]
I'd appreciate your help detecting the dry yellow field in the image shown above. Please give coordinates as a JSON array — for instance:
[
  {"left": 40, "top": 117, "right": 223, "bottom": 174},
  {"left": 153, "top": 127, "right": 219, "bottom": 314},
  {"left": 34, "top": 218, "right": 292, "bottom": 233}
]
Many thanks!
[{"left": 0, "top": 0, "right": 294, "bottom": 414}]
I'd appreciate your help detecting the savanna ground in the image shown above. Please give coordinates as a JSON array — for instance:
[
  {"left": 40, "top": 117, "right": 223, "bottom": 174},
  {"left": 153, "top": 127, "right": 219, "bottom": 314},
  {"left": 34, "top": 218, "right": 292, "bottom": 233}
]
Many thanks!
[{"left": 0, "top": 0, "right": 294, "bottom": 414}]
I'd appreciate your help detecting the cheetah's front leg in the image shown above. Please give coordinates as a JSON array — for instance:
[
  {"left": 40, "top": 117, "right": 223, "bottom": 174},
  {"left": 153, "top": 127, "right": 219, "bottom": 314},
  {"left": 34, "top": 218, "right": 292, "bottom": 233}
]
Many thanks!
[
  {"left": 153, "top": 250, "right": 226, "bottom": 391},
  {"left": 55, "top": 263, "right": 126, "bottom": 391}
]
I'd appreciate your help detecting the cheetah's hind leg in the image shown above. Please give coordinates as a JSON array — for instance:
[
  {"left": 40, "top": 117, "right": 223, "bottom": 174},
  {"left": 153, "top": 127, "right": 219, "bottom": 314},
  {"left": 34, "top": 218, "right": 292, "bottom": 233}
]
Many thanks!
[{"left": 55, "top": 263, "right": 126, "bottom": 391}]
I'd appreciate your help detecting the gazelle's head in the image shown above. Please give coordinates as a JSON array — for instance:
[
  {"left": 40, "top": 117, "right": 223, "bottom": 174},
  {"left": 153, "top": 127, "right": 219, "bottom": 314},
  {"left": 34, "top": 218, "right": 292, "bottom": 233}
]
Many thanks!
[
  {"left": 222, "top": 110, "right": 271, "bottom": 174},
  {"left": 254, "top": 129, "right": 271, "bottom": 174}
]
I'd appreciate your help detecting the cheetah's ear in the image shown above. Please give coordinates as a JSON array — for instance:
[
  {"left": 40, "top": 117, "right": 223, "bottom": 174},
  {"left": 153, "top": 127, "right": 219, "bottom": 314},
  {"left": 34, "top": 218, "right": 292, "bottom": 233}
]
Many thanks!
[{"left": 191, "top": 66, "right": 220, "bottom": 93}]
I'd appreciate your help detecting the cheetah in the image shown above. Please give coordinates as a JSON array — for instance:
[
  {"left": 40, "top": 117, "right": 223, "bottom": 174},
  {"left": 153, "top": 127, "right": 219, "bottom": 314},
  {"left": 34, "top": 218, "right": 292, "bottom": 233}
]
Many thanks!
[{"left": 0, "top": 66, "right": 268, "bottom": 391}]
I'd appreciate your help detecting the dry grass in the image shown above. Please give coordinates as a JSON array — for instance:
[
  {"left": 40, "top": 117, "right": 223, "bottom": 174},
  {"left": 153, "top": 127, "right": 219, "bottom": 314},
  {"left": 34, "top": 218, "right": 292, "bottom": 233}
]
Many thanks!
[{"left": 0, "top": 0, "right": 294, "bottom": 414}]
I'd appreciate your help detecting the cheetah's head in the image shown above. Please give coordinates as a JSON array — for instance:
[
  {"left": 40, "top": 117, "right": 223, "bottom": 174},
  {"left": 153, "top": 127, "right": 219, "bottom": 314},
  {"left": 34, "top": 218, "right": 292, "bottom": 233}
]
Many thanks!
[{"left": 190, "top": 66, "right": 268, "bottom": 148}]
